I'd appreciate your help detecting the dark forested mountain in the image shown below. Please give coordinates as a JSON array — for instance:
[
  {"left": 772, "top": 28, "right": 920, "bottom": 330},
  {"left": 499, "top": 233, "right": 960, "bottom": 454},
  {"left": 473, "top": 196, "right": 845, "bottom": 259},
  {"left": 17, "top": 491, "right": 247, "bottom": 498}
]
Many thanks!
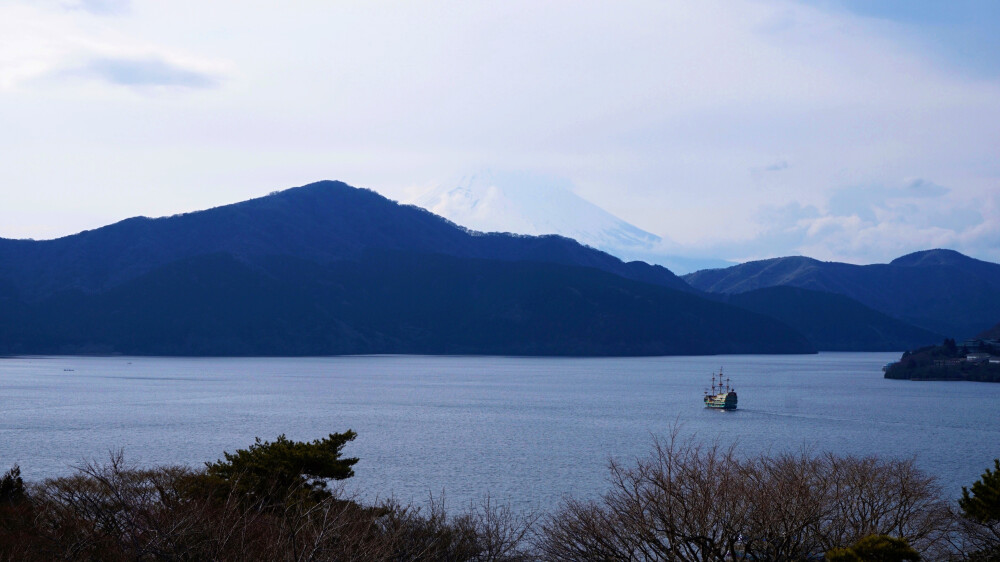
[
  {"left": 684, "top": 249, "right": 1000, "bottom": 339},
  {"left": 725, "top": 286, "right": 941, "bottom": 351},
  {"left": 0, "top": 181, "right": 691, "bottom": 301},
  {"left": 0, "top": 181, "right": 815, "bottom": 356},
  {"left": 0, "top": 250, "right": 814, "bottom": 356}
]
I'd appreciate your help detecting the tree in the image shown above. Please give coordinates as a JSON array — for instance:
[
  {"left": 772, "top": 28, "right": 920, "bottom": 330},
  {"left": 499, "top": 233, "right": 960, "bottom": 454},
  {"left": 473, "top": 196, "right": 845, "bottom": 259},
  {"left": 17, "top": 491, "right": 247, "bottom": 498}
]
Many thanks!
[
  {"left": 0, "top": 464, "right": 34, "bottom": 559},
  {"left": 962, "top": 460, "right": 1000, "bottom": 524},
  {"left": 200, "top": 431, "right": 359, "bottom": 508},
  {"left": 0, "top": 465, "right": 25, "bottom": 506},
  {"left": 0, "top": 436, "right": 537, "bottom": 561},
  {"left": 826, "top": 534, "right": 920, "bottom": 562},
  {"left": 539, "top": 433, "right": 952, "bottom": 561},
  {"left": 943, "top": 338, "right": 958, "bottom": 356},
  {"left": 959, "top": 459, "right": 1000, "bottom": 561}
]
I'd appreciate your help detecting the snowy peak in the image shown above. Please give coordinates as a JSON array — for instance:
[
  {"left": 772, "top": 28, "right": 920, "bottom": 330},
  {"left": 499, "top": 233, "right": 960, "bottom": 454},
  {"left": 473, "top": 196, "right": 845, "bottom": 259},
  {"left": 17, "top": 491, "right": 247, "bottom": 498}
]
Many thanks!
[{"left": 412, "top": 172, "right": 661, "bottom": 258}]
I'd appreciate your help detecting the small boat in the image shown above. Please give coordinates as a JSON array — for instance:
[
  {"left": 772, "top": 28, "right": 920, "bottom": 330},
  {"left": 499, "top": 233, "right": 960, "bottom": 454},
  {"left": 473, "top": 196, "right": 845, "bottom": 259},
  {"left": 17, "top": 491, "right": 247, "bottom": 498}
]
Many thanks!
[{"left": 704, "top": 369, "right": 737, "bottom": 410}]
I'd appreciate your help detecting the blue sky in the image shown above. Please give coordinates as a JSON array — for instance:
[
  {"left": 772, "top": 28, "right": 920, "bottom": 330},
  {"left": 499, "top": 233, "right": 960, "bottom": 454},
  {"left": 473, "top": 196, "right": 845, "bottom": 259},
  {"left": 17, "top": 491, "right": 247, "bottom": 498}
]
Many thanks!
[
  {"left": 809, "top": 0, "right": 1000, "bottom": 76},
  {"left": 1, "top": 0, "right": 998, "bottom": 267}
]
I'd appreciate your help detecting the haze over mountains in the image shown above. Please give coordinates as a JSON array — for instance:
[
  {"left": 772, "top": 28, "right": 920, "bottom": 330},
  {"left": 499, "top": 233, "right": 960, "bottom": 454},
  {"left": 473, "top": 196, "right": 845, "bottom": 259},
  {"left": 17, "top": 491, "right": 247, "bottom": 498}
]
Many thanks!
[
  {"left": 0, "top": 180, "right": 992, "bottom": 357},
  {"left": 412, "top": 173, "right": 732, "bottom": 274},
  {"left": 413, "top": 174, "right": 995, "bottom": 347}
]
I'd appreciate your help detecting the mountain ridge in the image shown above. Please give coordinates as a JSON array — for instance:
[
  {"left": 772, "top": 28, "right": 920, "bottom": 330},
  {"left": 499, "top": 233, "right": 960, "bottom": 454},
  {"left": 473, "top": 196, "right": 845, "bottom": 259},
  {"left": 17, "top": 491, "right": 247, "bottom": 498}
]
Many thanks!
[
  {"left": 0, "top": 180, "right": 692, "bottom": 300},
  {"left": 684, "top": 250, "right": 1000, "bottom": 338}
]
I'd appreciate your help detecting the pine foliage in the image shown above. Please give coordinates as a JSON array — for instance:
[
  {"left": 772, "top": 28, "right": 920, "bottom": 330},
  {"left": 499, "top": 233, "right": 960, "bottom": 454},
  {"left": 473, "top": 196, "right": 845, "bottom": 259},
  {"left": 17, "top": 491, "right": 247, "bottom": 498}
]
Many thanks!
[{"left": 202, "top": 430, "right": 359, "bottom": 507}]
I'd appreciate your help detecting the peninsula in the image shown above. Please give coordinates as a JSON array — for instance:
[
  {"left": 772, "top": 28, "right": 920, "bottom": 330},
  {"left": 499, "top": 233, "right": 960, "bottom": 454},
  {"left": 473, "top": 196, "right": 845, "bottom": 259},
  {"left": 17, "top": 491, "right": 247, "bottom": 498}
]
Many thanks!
[{"left": 883, "top": 337, "right": 1000, "bottom": 382}]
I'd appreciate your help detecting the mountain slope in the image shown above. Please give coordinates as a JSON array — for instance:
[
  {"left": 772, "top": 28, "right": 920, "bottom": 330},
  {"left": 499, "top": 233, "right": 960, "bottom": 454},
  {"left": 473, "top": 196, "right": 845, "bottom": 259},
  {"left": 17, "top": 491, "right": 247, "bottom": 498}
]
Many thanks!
[
  {"left": 684, "top": 249, "right": 1000, "bottom": 338},
  {"left": 413, "top": 175, "right": 661, "bottom": 256},
  {"left": 0, "top": 180, "right": 691, "bottom": 299},
  {"left": 726, "top": 286, "right": 942, "bottom": 351},
  {"left": 0, "top": 250, "right": 814, "bottom": 356}
]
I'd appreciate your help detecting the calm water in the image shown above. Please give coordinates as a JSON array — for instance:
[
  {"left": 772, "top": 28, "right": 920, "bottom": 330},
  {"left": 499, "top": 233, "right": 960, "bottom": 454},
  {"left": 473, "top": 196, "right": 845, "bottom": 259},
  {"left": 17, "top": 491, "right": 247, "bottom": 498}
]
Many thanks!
[{"left": 1, "top": 353, "right": 998, "bottom": 512}]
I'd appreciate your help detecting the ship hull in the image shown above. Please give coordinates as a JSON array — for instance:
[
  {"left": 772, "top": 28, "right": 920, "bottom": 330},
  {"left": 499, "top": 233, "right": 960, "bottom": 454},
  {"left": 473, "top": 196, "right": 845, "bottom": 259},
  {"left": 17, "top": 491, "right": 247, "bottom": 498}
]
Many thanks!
[{"left": 704, "top": 392, "right": 738, "bottom": 410}]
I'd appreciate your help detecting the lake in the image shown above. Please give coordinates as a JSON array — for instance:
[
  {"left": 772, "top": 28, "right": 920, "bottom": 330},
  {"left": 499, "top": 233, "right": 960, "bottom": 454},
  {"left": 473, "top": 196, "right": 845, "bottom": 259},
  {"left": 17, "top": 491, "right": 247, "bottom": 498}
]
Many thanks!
[{"left": 1, "top": 353, "right": 998, "bottom": 513}]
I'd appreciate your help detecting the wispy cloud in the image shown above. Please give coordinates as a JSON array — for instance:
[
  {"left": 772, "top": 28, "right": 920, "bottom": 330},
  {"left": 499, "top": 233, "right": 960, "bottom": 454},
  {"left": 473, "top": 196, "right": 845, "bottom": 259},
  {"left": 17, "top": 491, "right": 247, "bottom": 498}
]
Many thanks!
[
  {"left": 0, "top": 4, "right": 226, "bottom": 92},
  {"left": 903, "top": 178, "right": 949, "bottom": 198},
  {"left": 827, "top": 180, "right": 950, "bottom": 221},
  {"left": 63, "top": 0, "right": 130, "bottom": 16},
  {"left": 72, "top": 56, "right": 219, "bottom": 89}
]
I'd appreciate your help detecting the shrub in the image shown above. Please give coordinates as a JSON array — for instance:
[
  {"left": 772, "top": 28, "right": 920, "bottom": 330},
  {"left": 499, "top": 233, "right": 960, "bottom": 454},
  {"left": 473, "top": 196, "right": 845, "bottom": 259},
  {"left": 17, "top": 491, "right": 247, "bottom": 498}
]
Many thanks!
[
  {"left": 826, "top": 534, "right": 921, "bottom": 561},
  {"left": 0, "top": 434, "right": 536, "bottom": 561}
]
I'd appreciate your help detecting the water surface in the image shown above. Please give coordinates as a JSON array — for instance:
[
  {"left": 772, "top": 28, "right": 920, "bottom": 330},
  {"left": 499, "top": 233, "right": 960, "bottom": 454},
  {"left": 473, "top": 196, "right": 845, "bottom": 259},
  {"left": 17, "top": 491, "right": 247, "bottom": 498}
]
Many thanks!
[{"left": 1, "top": 353, "right": 997, "bottom": 511}]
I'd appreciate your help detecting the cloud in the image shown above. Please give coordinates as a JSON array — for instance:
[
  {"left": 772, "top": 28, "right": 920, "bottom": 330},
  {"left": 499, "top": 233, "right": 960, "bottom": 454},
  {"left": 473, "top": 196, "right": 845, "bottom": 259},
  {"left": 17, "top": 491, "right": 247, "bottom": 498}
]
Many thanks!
[
  {"left": 0, "top": 4, "right": 225, "bottom": 92},
  {"left": 827, "top": 180, "right": 951, "bottom": 222},
  {"left": 756, "top": 201, "right": 821, "bottom": 230},
  {"left": 750, "top": 159, "right": 790, "bottom": 182},
  {"left": 903, "top": 178, "right": 949, "bottom": 198},
  {"left": 71, "top": 56, "right": 219, "bottom": 89},
  {"left": 715, "top": 178, "right": 993, "bottom": 264},
  {"left": 63, "top": 0, "right": 130, "bottom": 16},
  {"left": 0, "top": 0, "right": 997, "bottom": 269}
]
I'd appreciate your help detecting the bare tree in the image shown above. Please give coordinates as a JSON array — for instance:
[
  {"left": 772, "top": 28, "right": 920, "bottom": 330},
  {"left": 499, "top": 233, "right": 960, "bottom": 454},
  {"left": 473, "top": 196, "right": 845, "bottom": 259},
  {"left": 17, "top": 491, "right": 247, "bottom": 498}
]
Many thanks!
[
  {"left": 372, "top": 492, "right": 539, "bottom": 561},
  {"left": 540, "top": 435, "right": 954, "bottom": 561},
  {"left": 817, "top": 454, "right": 953, "bottom": 557},
  {"left": 539, "top": 432, "right": 747, "bottom": 561}
]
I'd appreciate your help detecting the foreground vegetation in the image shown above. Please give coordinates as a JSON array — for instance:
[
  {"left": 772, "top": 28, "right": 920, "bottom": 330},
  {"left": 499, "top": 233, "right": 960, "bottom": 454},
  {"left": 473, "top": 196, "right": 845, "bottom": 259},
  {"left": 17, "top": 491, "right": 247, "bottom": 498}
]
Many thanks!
[{"left": 1, "top": 431, "right": 998, "bottom": 561}]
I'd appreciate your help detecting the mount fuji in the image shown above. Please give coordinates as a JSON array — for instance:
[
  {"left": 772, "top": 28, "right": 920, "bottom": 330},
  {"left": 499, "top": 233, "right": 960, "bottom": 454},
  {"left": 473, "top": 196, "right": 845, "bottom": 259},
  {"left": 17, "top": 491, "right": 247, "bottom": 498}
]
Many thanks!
[{"left": 411, "top": 172, "right": 730, "bottom": 274}]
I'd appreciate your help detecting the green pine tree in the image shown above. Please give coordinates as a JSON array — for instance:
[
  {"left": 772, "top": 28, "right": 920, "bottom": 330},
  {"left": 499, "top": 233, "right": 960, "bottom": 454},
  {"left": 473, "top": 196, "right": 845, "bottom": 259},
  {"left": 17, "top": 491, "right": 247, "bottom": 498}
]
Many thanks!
[
  {"left": 198, "top": 431, "right": 359, "bottom": 508},
  {"left": 961, "top": 459, "right": 1000, "bottom": 561},
  {"left": 0, "top": 466, "right": 25, "bottom": 505},
  {"left": 962, "top": 459, "right": 1000, "bottom": 524},
  {"left": 826, "top": 535, "right": 920, "bottom": 562}
]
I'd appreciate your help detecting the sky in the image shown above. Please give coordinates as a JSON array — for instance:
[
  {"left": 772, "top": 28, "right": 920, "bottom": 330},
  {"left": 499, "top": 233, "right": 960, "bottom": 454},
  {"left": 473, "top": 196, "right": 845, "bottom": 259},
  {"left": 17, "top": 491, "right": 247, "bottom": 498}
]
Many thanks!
[{"left": 2, "top": 0, "right": 999, "bottom": 266}]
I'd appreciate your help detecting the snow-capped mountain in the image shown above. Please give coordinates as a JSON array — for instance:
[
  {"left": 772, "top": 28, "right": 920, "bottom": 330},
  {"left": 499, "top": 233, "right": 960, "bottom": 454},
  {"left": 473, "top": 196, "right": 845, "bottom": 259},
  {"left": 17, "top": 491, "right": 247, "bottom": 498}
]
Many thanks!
[
  {"left": 410, "top": 172, "right": 729, "bottom": 274},
  {"left": 413, "top": 171, "right": 659, "bottom": 253}
]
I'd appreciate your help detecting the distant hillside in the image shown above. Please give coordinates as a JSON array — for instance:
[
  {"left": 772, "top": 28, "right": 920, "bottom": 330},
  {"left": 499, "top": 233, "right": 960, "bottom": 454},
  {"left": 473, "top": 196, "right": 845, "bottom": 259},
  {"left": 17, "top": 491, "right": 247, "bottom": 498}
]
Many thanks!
[
  {"left": 976, "top": 322, "right": 1000, "bottom": 340},
  {"left": 684, "top": 250, "right": 1000, "bottom": 339},
  {"left": 725, "top": 286, "right": 942, "bottom": 351},
  {"left": 0, "top": 181, "right": 815, "bottom": 357}
]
